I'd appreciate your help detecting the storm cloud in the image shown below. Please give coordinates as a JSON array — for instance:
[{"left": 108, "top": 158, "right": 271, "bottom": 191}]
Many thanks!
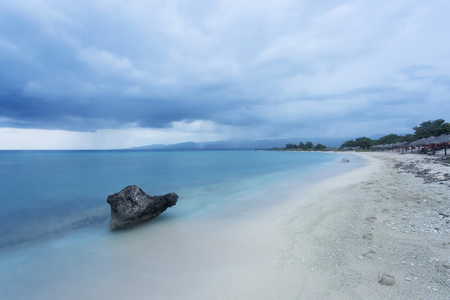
[{"left": 0, "top": 0, "right": 449, "bottom": 149}]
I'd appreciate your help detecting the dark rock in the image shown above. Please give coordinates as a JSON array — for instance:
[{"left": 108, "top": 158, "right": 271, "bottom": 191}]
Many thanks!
[{"left": 107, "top": 185, "right": 178, "bottom": 230}]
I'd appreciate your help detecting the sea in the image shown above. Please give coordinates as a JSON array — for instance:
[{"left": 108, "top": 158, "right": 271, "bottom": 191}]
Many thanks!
[{"left": 0, "top": 150, "right": 363, "bottom": 299}]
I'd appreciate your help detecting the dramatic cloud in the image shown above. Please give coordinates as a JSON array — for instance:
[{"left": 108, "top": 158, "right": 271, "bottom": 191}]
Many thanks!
[{"left": 0, "top": 0, "right": 449, "bottom": 149}]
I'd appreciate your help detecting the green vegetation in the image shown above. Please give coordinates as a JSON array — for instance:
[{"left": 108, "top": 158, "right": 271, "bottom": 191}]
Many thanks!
[
  {"left": 272, "top": 119, "right": 449, "bottom": 152},
  {"left": 280, "top": 141, "right": 330, "bottom": 151},
  {"left": 314, "top": 143, "right": 327, "bottom": 151},
  {"left": 339, "top": 119, "right": 450, "bottom": 150},
  {"left": 413, "top": 119, "right": 450, "bottom": 139}
]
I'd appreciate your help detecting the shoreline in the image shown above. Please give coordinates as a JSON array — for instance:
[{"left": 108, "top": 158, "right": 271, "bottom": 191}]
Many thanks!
[
  {"left": 1, "top": 152, "right": 448, "bottom": 299},
  {"left": 195, "top": 152, "right": 449, "bottom": 299},
  {"left": 238, "top": 152, "right": 449, "bottom": 299}
]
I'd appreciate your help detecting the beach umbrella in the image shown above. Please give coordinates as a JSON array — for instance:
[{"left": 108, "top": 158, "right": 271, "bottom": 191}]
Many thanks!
[
  {"left": 390, "top": 142, "right": 407, "bottom": 152},
  {"left": 410, "top": 139, "right": 423, "bottom": 146},
  {"left": 435, "top": 134, "right": 450, "bottom": 144},
  {"left": 410, "top": 140, "right": 419, "bottom": 146},
  {"left": 409, "top": 138, "right": 429, "bottom": 153},
  {"left": 414, "top": 137, "right": 433, "bottom": 146},
  {"left": 435, "top": 134, "right": 450, "bottom": 156},
  {"left": 425, "top": 136, "right": 437, "bottom": 144},
  {"left": 375, "top": 144, "right": 390, "bottom": 150}
]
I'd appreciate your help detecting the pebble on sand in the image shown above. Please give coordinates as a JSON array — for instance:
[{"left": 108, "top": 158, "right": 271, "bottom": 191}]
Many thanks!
[{"left": 378, "top": 273, "right": 395, "bottom": 286}]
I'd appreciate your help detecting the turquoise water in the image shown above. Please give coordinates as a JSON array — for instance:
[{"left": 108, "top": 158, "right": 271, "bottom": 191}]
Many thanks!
[
  {"left": 0, "top": 150, "right": 363, "bottom": 299},
  {"left": 0, "top": 150, "right": 351, "bottom": 248}
]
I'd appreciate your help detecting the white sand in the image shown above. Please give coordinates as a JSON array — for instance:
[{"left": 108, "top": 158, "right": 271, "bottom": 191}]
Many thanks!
[{"left": 186, "top": 152, "right": 449, "bottom": 299}]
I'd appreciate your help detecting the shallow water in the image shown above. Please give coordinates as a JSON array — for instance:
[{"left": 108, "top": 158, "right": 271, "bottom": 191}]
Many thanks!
[{"left": 0, "top": 150, "right": 364, "bottom": 299}]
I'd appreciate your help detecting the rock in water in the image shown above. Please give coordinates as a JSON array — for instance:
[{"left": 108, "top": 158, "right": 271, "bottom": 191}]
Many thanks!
[{"left": 107, "top": 185, "right": 178, "bottom": 230}]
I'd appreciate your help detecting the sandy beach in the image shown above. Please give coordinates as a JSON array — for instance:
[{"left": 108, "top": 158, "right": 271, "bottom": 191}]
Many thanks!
[
  {"left": 3, "top": 152, "right": 448, "bottom": 300},
  {"left": 200, "top": 152, "right": 450, "bottom": 299}
]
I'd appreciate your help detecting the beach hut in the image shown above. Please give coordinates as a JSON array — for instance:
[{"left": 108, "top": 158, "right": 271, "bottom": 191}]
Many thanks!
[
  {"left": 377, "top": 143, "right": 385, "bottom": 150},
  {"left": 409, "top": 137, "right": 430, "bottom": 154},
  {"left": 371, "top": 144, "right": 380, "bottom": 151},
  {"left": 392, "top": 142, "right": 408, "bottom": 153},
  {"left": 422, "top": 136, "right": 437, "bottom": 154},
  {"left": 409, "top": 140, "right": 419, "bottom": 147},
  {"left": 406, "top": 134, "right": 450, "bottom": 155},
  {"left": 434, "top": 134, "right": 450, "bottom": 156}
]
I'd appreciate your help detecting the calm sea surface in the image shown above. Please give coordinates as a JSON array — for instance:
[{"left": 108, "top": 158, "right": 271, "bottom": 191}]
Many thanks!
[
  {"left": 0, "top": 150, "right": 363, "bottom": 299},
  {"left": 0, "top": 150, "right": 353, "bottom": 248}
]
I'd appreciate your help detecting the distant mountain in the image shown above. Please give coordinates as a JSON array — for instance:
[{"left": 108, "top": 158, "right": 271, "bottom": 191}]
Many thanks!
[{"left": 125, "top": 138, "right": 348, "bottom": 151}]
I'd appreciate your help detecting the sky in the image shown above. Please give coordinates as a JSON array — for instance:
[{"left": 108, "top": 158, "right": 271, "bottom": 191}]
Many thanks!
[{"left": 0, "top": 0, "right": 449, "bottom": 149}]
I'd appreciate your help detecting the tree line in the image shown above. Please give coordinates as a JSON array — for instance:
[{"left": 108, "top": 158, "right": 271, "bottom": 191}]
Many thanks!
[
  {"left": 284, "top": 141, "right": 327, "bottom": 151},
  {"left": 340, "top": 119, "right": 450, "bottom": 149}
]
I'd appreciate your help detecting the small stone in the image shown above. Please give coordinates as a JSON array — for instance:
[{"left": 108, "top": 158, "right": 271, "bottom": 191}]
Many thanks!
[
  {"left": 362, "top": 250, "right": 377, "bottom": 259},
  {"left": 378, "top": 273, "right": 395, "bottom": 286},
  {"left": 365, "top": 216, "right": 377, "bottom": 223},
  {"left": 363, "top": 233, "right": 374, "bottom": 240}
]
